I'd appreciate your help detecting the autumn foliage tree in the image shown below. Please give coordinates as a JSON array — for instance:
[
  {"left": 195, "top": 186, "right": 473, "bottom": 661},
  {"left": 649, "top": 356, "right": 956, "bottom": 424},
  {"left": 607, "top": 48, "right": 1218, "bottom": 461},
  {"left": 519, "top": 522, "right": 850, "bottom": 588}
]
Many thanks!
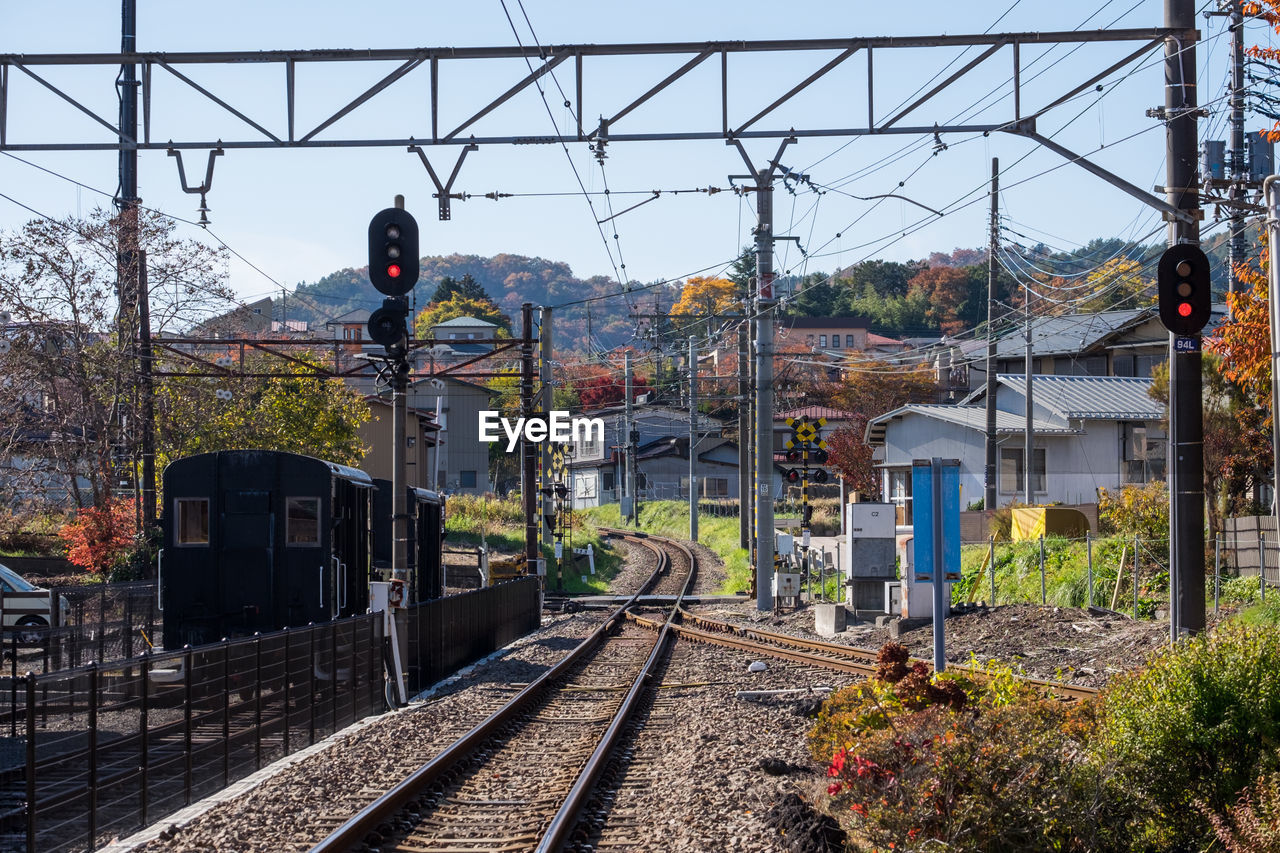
[{"left": 58, "top": 497, "right": 138, "bottom": 574}]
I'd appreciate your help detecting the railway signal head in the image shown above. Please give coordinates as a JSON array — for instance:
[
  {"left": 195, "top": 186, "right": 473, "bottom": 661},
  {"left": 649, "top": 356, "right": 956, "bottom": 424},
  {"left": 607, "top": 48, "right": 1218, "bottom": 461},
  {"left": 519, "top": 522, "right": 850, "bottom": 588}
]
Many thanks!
[
  {"left": 785, "top": 468, "right": 801, "bottom": 484},
  {"left": 785, "top": 448, "right": 801, "bottom": 463},
  {"left": 368, "top": 298, "right": 409, "bottom": 355},
  {"left": 1157, "top": 244, "right": 1211, "bottom": 336},
  {"left": 368, "top": 208, "right": 420, "bottom": 296},
  {"left": 812, "top": 468, "right": 829, "bottom": 484},
  {"left": 812, "top": 447, "right": 829, "bottom": 465}
]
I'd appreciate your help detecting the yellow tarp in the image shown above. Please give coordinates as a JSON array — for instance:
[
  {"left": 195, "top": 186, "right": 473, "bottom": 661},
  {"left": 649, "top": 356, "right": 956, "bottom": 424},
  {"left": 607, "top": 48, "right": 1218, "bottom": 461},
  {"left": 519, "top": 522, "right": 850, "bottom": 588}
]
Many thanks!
[{"left": 1010, "top": 507, "right": 1090, "bottom": 541}]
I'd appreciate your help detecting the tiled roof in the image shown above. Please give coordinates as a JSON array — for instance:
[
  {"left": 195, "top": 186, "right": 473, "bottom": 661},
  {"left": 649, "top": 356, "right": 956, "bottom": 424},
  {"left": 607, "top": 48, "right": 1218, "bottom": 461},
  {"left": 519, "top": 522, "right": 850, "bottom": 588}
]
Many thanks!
[
  {"left": 864, "top": 404, "right": 1079, "bottom": 446},
  {"left": 997, "top": 374, "right": 1161, "bottom": 420}
]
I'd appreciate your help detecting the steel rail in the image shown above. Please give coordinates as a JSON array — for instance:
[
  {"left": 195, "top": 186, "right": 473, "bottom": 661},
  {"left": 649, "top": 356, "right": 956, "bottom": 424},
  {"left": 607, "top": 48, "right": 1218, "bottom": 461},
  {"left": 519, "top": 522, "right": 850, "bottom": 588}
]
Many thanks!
[
  {"left": 536, "top": 534, "right": 697, "bottom": 852},
  {"left": 671, "top": 607, "right": 1100, "bottom": 701},
  {"left": 309, "top": 530, "right": 682, "bottom": 852}
]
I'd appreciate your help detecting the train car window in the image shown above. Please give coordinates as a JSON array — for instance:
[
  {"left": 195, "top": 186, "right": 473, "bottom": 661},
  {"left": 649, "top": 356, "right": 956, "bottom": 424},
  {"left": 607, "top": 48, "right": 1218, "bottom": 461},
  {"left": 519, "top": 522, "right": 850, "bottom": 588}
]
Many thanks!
[
  {"left": 176, "top": 498, "right": 210, "bottom": 545},
  {"left": 286, "top": 497, "right": 320, "bottom": 546}
]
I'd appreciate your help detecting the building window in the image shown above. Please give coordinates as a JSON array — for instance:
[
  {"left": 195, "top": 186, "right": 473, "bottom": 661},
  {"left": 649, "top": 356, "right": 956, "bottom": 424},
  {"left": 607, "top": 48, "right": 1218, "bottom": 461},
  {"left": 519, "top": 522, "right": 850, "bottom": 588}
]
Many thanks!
[
  {"left": 819, "top": 335, "right": 828, "bottom": 348},
  {"left": 577, "top": 434, "right": 602, "bottom": 458},
  {"left": 343, "top": 327, "right": 361, "bottom": 342},
  {"left": 888, "top": 469, "right": 912, "bottom": 525},
  {"left": 704, "top": 477, "right": 729, "bottom": 497},
  {"left": 805, "top": 334, "right": 815, "bottom": 346},
  {"left": 286, "top": 497, "right": 320, "bottom": 546},
  {"left": 602, "top": 470, "right": 615, "bottom": 491},
  {"left": 846, "top": 334, "right": 856, "bottom": 348},
  {"left": 460, "top": 470, "right": 477, "bottom": 488},
  {"left": 176, "top": 498, "right": 209, "bottom": 545},
  {"left": 1121, "top": 422, "right": 1166, "bottom": 484},
  {"left": 999, "top": 448, "right": 1046, "bottom": 495}
]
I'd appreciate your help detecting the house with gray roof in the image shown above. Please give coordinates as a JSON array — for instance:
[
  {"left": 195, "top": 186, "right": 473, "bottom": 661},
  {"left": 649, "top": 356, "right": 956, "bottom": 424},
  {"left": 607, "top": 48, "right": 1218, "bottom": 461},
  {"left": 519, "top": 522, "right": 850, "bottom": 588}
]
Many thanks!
[{"left": 866, "top": 374, "right": 1164, "bottom": 525}]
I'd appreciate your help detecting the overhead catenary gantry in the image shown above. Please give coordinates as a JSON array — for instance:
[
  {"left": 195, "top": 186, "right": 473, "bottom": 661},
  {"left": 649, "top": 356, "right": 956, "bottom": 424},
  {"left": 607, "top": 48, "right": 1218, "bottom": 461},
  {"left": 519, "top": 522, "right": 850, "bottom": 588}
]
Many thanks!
[{"left": 0, "top": 20, "right": 1202, "bottom": 611}]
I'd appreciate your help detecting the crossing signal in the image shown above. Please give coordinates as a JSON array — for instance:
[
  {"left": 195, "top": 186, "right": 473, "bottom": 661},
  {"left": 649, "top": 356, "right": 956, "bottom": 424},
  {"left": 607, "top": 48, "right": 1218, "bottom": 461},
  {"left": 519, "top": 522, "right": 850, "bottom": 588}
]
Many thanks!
[
  {"left": 785, "top": 469, "right": 801, "bottom": 484},
  {"left": 812, "top": 468, "right": 829, "bottom": 484},
  {"left": 785, "top": 448, "right": 802, "bottom": 463},
  {"left": 1157, "top": 244, "right": 1211, "bottom": 336},
  {"left": 812, "top": 447, "right": 829, "bottom": 464},
  {"left": 368, "top": 208, "right": 420, "bottom": 296}
]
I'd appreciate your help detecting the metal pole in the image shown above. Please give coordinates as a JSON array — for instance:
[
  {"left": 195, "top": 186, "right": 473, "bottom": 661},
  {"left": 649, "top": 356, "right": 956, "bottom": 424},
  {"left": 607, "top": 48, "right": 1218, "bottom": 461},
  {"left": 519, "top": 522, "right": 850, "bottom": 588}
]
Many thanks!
[
  {"left": 1214, "top": 533, "right": 1221, "bottom": 614},
  {"left": 931, "top": 459, "right": 947, "bottom": 673},
  {"left": 1135, "top": 533, "right": 1141, "bottom": 618},
  {"left": 984, "top": 157, "right": 1000, "bottom": 512},
  {"left": 1267, "top": 178, "right": 1280, "bottom": 525},
  {"left": 1168, "top": 0, "right": 1205, "bottom": 636},
  {"left": 624, "top": 351, "right": 635, "bottom": 524},
  {"left": 138, "top": 251, "right": 156, "bottom": 536},
  {"left": 689, "top": 335, "right": 698, "bottom": 542},
  {"left": 520, "top": 304, "right": 538, "bottom": 570},
  {"left": 989, "top": 534, "right": 996, "bottom": 606},
  {"left": 737, "top": 326, "right": 750, "bottom": 549},
  {"left": 1087, "top": 531, "right": 1094, "bottom": 608},
  {"left": 1039, "top": 533, "right": 1046, "bottom": 605}
]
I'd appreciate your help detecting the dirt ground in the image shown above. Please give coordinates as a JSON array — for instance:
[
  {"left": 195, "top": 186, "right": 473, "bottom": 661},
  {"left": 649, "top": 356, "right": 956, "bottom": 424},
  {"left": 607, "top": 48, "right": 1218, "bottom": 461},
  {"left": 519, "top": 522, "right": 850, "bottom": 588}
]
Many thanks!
[{"left": 693, "top": 600, "right": 1186, "bottom": 689}]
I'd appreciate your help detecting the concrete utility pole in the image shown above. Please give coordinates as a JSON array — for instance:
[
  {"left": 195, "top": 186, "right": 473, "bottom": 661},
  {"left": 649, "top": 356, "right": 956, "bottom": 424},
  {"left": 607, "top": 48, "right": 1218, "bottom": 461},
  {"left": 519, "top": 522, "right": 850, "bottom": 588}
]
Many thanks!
[
  {"left": 738, "top": 325, "right": 751, "bottom": 549},
  {"left": 117, "top": 0, "right": 154, "bottom": 532},
  {"left": 733, "top": 136, "right": 795, "bottom": 611},
  {"left": 984, "top": 158, "right": 1000, "bottom": 512},
  {"left": 624, "top": 351, "right": 636, "bottom": 524},
  {"left": 1024, "top": 308, "right": 1034, "bottom": 505},
  {"left": 689, "top": 335, "right": 699, "bottom": 542},
  {"left": 540, "top": 307, "right": 554, "bottom": 559},
  {"left": 521, "top": 303, "right": 539, "bottom": 572},
  {"left": 1166, "top": 0, "right": 1205, "bottom": 637},
  {"left": 1228, "top": 0, "right": 1247, "bottom": 295}
]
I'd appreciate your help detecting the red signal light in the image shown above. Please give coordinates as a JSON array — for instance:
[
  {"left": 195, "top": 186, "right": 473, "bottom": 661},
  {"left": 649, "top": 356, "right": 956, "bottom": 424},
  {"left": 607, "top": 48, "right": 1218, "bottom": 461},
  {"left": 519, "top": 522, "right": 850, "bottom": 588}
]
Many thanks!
[
  {"left": 1177, "top": 302, "right": 1192, "bottom": 317},
  {"left": 387, "top": 263, "right": 402, "bottom": 279}
]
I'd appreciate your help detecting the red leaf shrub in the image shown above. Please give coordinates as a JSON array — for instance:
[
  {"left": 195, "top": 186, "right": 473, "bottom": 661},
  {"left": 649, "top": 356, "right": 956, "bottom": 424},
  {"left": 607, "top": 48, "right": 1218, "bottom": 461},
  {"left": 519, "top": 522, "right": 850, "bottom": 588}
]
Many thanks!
[{"left": 58, "top": 498, "right": 137, "bottom": 575}]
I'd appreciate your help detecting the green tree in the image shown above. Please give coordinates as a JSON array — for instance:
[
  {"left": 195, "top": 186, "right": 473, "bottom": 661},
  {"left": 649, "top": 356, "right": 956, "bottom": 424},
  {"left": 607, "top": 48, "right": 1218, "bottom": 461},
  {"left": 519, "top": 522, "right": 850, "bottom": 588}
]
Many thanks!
[
  {"left": 155, "top": 353, "right": 371, "bottom": 471},
  {"left": 429, "top": 273, "right": 488, "bottom": 303},
  {"left": 414, "top": 294, "right": 513, "bottom": 337}
]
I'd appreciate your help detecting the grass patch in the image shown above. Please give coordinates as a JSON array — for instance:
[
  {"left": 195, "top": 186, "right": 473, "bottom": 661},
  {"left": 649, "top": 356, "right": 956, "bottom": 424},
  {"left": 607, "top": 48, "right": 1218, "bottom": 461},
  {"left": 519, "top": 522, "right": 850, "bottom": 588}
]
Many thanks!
[
  {"left": 954, "top": 535, "right": 1166, "bottom": 615},
  {"left": 444, "top": 494, "right": 624, "bottom": 594},
  {"left": 580, "top": 500, "right": 752, "bottom": 595}
]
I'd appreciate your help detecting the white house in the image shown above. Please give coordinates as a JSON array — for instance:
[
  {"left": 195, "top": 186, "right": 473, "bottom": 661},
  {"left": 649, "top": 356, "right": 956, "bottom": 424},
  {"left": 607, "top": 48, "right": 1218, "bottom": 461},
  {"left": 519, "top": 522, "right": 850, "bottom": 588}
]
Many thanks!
[{"left": 866, "top": 374, "right": 1164, "bottom": 524}]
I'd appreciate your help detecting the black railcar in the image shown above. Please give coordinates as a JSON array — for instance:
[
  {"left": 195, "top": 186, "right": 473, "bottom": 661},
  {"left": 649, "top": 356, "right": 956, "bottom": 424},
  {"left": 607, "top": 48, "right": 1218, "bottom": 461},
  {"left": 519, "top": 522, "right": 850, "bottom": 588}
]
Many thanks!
[
  {"left": 371, "top": 479, "right": 445, "bottom": 603},
  {"left": 161, "top": 450, "right": 373, "bottom": 650}
]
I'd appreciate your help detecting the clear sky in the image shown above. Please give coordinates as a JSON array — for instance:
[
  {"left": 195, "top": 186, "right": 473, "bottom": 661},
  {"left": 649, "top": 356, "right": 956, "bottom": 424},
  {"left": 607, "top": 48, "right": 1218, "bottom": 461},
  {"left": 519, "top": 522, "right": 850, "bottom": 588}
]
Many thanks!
[{"left": 0, "top": 1, "right": 1269, "bottom": 309}]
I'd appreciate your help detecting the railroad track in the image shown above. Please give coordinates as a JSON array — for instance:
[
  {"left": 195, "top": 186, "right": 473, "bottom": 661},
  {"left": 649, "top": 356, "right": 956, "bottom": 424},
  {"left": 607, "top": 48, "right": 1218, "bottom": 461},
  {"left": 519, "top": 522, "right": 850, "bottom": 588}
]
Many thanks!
[
  {"left": 310, "top": 530, "right": 1095, "bottom": 852},
  {"left": 311, "top": 529, "right": 695, "bottom": 852}
]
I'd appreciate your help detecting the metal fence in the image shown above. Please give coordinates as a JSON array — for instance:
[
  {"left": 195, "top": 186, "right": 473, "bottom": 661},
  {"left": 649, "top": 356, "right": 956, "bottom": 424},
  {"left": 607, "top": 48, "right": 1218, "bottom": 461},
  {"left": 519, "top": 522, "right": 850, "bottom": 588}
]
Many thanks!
[
  {"left": 0, "top": 615, "right": 384, "bottom": 853},
  {"left": 1, "top": 582, "right": 160, "bottom": 678},
  {"left": 406, "top": 577, "right": 541, "bottom": 693}
]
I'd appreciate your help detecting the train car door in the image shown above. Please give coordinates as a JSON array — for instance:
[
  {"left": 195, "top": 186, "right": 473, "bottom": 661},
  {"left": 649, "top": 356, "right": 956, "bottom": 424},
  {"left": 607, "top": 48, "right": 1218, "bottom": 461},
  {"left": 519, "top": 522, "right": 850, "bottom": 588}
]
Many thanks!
[
  {"left": 220, "top": 489, "right": 274, "bottom": 636},
  {"left": 329, "top": 478, "right": 371, "bottom": 619}
]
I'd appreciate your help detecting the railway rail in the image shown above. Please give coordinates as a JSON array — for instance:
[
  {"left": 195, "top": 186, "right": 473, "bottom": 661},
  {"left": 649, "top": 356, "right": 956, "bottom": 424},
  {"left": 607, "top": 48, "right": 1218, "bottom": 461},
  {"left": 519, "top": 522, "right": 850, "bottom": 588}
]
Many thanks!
[
  {"left": 312, "top": 528, "right": 1095, "bottom": 852},
  {"left": 310, "top": 529, "right": 695, "bottom": 852}
]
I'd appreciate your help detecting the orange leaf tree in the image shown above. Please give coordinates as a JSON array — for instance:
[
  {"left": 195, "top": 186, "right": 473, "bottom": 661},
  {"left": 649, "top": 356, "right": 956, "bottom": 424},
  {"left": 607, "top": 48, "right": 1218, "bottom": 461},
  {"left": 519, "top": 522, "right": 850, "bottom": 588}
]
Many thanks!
[{"left": 58, "top": 498, "right": 138, "bottom": 575}]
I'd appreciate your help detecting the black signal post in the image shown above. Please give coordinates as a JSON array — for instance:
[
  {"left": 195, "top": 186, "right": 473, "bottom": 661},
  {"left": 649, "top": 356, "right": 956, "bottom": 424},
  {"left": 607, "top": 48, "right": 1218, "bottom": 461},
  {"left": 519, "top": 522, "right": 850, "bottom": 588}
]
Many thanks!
[
  {"left": 368, "top": 201, "right": 420, "bottom": 598},
  {"left": 1157, "top": 243, "right": 1208, "bottom": 638}
]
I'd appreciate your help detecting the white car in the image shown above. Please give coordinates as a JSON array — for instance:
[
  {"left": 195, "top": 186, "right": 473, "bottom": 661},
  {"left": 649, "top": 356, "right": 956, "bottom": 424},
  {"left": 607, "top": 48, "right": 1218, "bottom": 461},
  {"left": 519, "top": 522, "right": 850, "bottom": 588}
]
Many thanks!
[{"left": 0, "top": 562, "right": 68, "bottom": 644}]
